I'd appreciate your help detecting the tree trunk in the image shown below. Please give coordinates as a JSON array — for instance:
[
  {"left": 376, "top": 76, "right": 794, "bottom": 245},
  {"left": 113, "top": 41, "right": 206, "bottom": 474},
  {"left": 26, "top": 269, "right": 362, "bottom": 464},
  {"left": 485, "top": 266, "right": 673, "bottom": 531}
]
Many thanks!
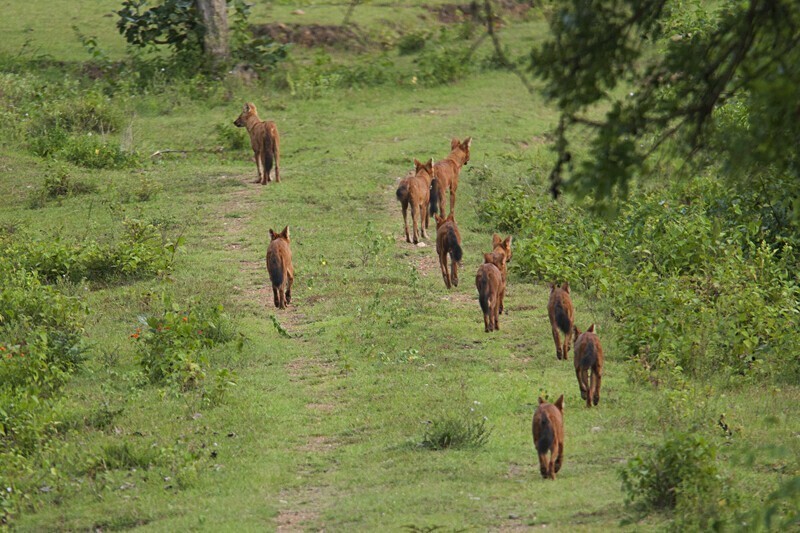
[{"left": 195, "top": 0, "right": 230, "bottom": 65}]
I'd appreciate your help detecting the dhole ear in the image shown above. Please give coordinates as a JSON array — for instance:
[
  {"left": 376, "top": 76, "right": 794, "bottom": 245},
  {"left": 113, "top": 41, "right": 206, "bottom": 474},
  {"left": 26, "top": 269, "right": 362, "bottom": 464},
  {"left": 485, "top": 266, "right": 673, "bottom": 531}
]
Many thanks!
[
  {"left": 538, "top": 397, "right": 545, "bottom": 405},
  {"left": 243, "top": 103, "right": 250, "bottom": 112},
  {"left": 451, "top": 138, "right": 460, "bottom": 149},
  {"left": 269, "top": 228, "right": 276, "bottom": 240},
  {"left": 426, "top": 158, "right": 434, "bottom": 171},
  {"left": 463, "top": 136, "right": 472, "bottom": 148},
  {"left": 548, "top": 282, "right": 555, "bottom": 291},
  {"left": 413, "top": 158, "right": 421, "bottom": 168},
  {"left": 282, "top": 225, "right": 290, "bottom": 239},
  {"left": 492, "top": 233, "right": 501, "bottom": 247},
  {"left": 504, "top": 236, "right": 512, "bottom": 247},
  {"left": 434, "top": 214, "right": 443, "bottom": 224},
  {"left": 588, "top": 323, "right": 595, "bottom": 333},
  {"left": 555, "top": 394, "right": 564, "bottom": 411},
  {"left": 562, "top": 282, "right": 570, "bottom": 293}
]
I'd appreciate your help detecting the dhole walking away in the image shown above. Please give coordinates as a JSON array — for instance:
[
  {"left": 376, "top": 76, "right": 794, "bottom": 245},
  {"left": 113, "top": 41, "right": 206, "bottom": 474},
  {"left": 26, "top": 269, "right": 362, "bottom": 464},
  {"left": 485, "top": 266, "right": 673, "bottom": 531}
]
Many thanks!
[
  {"left": 548, "top": 282, "right": 575, "bottom": 360},
  {"left": 266, "top": 226, "right": 294, "bottom": 310},
  {"left": 430, "top": 137, "right": 471, "bottom": 217},
  {"left": 475, "top": 251, "right": 506, "bottom": 332},
  {"left": 532, "top": 395, "right": 565, "bottom": 480},
  {"left": 435, "top": 213, "right": 463, "bottom": 289},
  {"left": 396, "top": 158, "right": 435, "bottom": 244},
  {"left": 574, "top": 324, "right": 604, "bottom": 407}
]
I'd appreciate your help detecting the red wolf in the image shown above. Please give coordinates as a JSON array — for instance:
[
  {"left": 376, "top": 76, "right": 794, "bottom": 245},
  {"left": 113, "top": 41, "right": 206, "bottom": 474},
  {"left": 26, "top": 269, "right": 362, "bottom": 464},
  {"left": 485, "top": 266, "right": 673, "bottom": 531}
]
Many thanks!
[
  {"left": 475, "top": 251, "right": 506, "bottom": 332},
  {"left": 233, "top": 102, "right": 280, "bottom": 184},
  {"left": 396, "top": 158, "right": 435, "bottom": 244},
  {"left": 547, "top": 282, "right": 575, "bottom": 360},
  {"left": 435, "top": 213, "right": 463, "bottom": 289},
  {"left": 266, "top": 226, "right": 294, "bottom": 309},
  {"left": 574, "top": 324, "right": 604, "bottom": 407},
  {"left": 430, "top": 137, "right": 471, "bottom": 217},
  {"left": 532, "top": 394, "right": 565, "bottom": 480}
]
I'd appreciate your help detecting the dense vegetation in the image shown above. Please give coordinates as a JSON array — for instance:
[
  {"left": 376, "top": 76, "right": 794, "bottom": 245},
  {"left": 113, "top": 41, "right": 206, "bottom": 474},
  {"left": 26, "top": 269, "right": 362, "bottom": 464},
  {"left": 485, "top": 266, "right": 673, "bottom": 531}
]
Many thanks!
[{"left": 0, "top": 0, "right": 797, "bottom": 530}]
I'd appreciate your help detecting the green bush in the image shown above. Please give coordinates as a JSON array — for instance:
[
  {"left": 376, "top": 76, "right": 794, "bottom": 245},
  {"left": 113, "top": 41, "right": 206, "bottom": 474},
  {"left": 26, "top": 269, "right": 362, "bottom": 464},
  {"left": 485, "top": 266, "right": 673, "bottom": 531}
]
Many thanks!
[
  {"left": 134, "top": 294, "right": 236, "bottom": 388},
  {"left": 397, "top": 31, "right": 429, "bottom": 55},
  {"left": 421, "top": 409, "right": 492, "bottom": 450},
  {"left": 620, "top": 433, "right": 730, "bottom": 528},
  {"left": 2, "top": 219, "right": 182, "bottom": 285},
  {"left": 414, "top": 45, "right": 475, "bottom": 86}
]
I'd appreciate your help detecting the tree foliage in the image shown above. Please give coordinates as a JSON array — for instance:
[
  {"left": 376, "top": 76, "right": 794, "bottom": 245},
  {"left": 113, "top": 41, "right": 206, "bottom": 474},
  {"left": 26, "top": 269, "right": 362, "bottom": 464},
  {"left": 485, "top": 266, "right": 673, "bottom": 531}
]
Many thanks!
[
  {"left": 116, "top": 0, "right": 203, "bottom": 53},
  {"left": 531, "top": 0, "right": 800, "bottom": 216}
]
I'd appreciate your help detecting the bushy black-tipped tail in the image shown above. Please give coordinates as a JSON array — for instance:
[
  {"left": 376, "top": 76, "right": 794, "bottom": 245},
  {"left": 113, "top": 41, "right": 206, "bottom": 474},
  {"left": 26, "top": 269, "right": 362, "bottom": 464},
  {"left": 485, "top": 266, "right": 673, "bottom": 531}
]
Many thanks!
[
  {"left": 478, "top": 273, "right": 490, "bottom": 314},
  {"left": 536, "top": 414, "right": 554, "bottom": 454},
  {"left": 554, "top": 302, "right": 572, "bottom": 335},
  {"left": 429, "top": 178, "right": 440, "bottom": 216},
  {"left": 267, "top": 257, "right": 284, "bottom": 289},
  {"left": 396, "top": 181, "right": 408, "bottom": 202},
  {"left": 449, "top": 227, "right": 463, "bottom": 263},
  {"left": 263, "top": 135, "right": 275, "bottom": 178},
  {"left": 580, "top": 340, "right": 597, "bottom": 369}
]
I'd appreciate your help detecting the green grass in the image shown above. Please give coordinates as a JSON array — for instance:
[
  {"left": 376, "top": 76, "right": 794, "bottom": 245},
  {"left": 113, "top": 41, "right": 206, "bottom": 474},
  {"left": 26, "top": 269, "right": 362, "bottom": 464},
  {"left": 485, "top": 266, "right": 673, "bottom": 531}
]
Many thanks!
[{"left": 1, "top": 1, "right": 798, "bottom": 531}]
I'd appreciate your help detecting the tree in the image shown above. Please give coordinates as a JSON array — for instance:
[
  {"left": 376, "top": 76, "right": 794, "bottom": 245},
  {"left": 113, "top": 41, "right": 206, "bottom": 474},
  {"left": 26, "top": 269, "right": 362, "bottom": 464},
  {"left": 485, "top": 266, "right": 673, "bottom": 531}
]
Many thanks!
[
  {"left": 527, "top": 0, "right": 800, "bottom": 212},
  {"left": 116, "top": 0, "right": 229, "bottom": 66}
]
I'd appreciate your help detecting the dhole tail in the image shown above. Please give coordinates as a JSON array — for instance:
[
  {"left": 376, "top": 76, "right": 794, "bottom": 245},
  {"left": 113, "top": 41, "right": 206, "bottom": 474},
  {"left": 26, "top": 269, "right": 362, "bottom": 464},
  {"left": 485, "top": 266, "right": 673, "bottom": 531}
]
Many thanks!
[
  {"left": 429, "top": 178, "right": 440, "bottom": 215},
  {"left": 478, "top": 273, "right": 490, "bottom": 314},
  {"left": 268, "top": 258, "right": 284, "bottom": 289},
  {"left": 580, "top": 340, "right": 597, "bottom": 369},
  {"left": 536, "top": 414, "right": 554, "bottom": 454},
  {"left": 554, "top": 302, "right": 572, "bottom": 334},
  {"left": 263, "top": 136, "right": 275, "bottom": 178},
  {"left": 449, "top": 227, "right": 463, "bottom": 263},
  {"left": 396, "top": 181, "right": 408, "bottom": 202}
]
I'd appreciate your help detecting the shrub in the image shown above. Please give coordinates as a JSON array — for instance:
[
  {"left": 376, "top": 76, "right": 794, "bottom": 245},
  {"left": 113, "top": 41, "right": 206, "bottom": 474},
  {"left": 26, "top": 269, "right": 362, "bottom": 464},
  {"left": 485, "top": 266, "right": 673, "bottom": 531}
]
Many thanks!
[
  {"left": 397, "top": 31, "right": 428, "bottom": 55},
  {"left": 620, "top": 433, "right": 732, "bottom": 528},
  {"left": 134, "top": 294, "right": 236, "bottom": 387},
  {"left": 414, "top": 45, "right": 475, "bottom": 86},
  {"left": 421, "top": 409, "right": 492, "bottom": 450}
]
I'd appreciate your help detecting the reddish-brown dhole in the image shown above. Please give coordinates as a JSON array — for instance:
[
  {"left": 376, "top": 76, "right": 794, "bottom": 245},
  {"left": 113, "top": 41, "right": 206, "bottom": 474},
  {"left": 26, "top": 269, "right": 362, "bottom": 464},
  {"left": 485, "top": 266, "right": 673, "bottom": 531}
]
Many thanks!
[
  {"left": 396, "top": 158, "right": 435, "bottom": 244},
  {"left": 475, "top": 251, "right": 506, "bottom": 332},
  {"left": 233, "top": 102, "right": 280, "bottom": 185},
  {"left": 435, "top": 213, "right": 463, "bottom": 289},
  {"left": 547, "top": 282, "right": 575, "bottom": 360},
  {"left": 266, "top": 226, "right": 294, "bottom": 310},
  {"left": 430, "top": 137, "right": 471, "bottom": 217},
  {"left": 492, "top": 234, "right": 512, "bottom": 313},
  {"left": 573, "top": 324, "right": 604, "bottom": 407},
  {"left": 532, "top": 395, "right": 565, "bottom": 480}
]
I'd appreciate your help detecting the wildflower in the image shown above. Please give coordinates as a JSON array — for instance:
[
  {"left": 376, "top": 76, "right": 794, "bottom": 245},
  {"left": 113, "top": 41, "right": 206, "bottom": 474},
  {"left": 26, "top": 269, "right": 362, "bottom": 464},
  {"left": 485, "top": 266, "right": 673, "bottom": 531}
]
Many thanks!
[
  {"left": 183, "top": 316, "right": 188, "bottom": 322},
  {"left": 197, "top": 330, "right": 203, "bottom": 335}
]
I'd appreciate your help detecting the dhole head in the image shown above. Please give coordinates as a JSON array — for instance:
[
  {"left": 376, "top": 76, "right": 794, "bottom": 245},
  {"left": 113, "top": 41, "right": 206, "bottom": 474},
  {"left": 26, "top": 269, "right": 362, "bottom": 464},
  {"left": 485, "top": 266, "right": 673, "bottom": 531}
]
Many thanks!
[
  {"left": 483, "top": 251, "right": 506, "bottom": 270},
  {"left": 413, "top": 157, "right": 434, "bottom": 176},
  {"left": 492, "top": 233, "right": 513, "bottom": 263},
  {"left": 269, "top": 225, "right": 290, "bottom": 242},
  {"left": 550, "top": 281, "right": 570, "bottom": 293},
  {"left": 234, "top": 102, "right": 257, "bottom": 127},
  {"left": 450, "top": 137, "right": 472, "bottom": 165}
]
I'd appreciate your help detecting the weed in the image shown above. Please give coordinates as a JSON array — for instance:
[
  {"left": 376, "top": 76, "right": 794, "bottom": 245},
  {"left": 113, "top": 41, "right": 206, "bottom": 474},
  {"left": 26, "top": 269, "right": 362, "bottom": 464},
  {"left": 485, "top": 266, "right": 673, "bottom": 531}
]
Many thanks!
[{"left": 421, "top": 409, "right": 492, "bottom": 450}]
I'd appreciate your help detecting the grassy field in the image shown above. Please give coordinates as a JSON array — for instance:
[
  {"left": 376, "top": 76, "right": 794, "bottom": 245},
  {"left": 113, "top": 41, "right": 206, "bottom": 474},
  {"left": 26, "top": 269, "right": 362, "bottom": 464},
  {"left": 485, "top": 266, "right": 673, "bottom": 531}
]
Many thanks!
[{"left": 1, "top": 1, "right": 798, "bottom": 531}]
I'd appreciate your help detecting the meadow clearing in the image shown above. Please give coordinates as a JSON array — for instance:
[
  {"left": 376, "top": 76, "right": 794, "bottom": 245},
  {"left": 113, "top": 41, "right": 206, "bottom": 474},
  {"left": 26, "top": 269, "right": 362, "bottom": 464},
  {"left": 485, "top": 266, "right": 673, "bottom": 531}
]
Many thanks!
[{"left": 1, "top": 1, "right": 798, "bottom": 530}]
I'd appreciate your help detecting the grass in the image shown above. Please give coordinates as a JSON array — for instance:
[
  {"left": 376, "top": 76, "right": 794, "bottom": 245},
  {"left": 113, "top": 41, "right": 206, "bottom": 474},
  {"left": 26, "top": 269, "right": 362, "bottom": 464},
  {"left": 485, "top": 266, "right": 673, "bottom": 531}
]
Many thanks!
[{"left": 1, "top": 1, "right": 798, "bottom": 531}]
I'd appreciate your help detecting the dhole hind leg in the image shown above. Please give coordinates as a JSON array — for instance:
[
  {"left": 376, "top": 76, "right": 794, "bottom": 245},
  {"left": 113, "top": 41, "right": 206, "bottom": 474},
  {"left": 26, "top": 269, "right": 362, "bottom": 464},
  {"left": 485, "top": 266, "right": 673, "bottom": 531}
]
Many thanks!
[
  {"left": 449, "top": 183, "right": 457, "bottom": 216},
  {"left": 439, "top": 253, "right": 451, "bottom": 289},
  {"left": 255, "top": 154, "right": 265, "bottom": 184},
  {"left": 285, "top": 272, "right": 294, "bottom": 305},
  {"left": 576, "top": 366, "right": 588, "bottom": 402},
  {"left": 591, "top": 371, "right": 601, "bottom": 406},
  {"left": 551, "top": 325, "right": 563, "bottom": 360},
  {"left": 401, "top": 202, "right": 411, "bottom": 243},
  {"left": 450, "top": 257, "right": 458, "bottom": 287},
  {"left": 272, "top": 286, "right": 280, "bottom": 308},
  {"left": 555, "top": 442, "right": 564, "bottom": 474},
  {"left": 538, "top": 452, "right": 549, "bottom": 479}
]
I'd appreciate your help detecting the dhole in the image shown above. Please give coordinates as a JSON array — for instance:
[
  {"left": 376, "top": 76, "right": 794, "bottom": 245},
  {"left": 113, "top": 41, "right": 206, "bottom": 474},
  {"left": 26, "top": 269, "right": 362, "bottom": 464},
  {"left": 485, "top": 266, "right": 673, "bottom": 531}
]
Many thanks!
[
  {"left": 233, "top": 102, "right": 280, "bottom": 185},
  {"left": 475, "top": 251, "right": 506, "bottom": 332},
  {"left": 434, "top": 213, "right": 463, "bottom": 289},
  {"left": 430, "top": 137, "right": 471, "bottom": 217},
  {"left": 396, "top": 158, "right": 435, "bottom": 244},
  {"left": 573, "top": 324, "right": 604, "bottom": 407},
  {"left": 492, "top": 234, "right": 512, "bottom": 313},
  {"left": 547, "top": 282, "right": 575, "bottom": 360},
  {"left": 532, "top": 395, "right": 565, "bottom": 480},
  {"left": 266, "top": 226, "right": 294, "bottom": 310}
]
